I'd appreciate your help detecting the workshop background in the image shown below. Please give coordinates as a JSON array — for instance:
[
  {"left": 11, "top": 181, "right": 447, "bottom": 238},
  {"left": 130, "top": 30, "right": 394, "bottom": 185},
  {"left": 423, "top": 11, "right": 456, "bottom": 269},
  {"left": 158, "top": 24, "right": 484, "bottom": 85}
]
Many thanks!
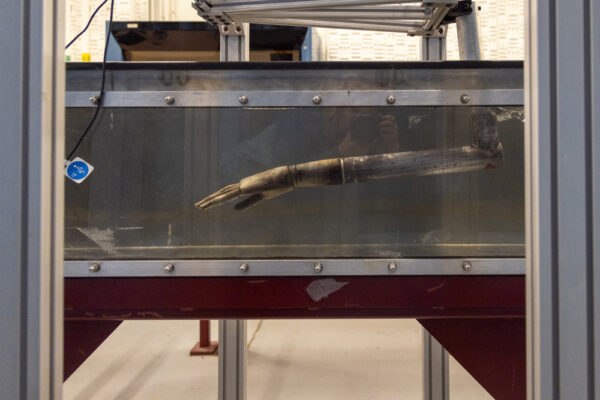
[{"left": 65, "top": 0, "right": 524, "bottom": 62}]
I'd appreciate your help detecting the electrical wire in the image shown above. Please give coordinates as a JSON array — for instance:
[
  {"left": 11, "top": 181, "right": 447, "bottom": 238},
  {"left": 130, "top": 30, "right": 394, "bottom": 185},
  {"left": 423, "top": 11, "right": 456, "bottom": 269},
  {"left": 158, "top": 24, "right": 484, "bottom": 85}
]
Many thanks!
[
  {"left": 65, "top": 0, "right": 109, "bottom": 50},
  {"left": 66, "top": 0, "right": 115, "bottom": 161}
]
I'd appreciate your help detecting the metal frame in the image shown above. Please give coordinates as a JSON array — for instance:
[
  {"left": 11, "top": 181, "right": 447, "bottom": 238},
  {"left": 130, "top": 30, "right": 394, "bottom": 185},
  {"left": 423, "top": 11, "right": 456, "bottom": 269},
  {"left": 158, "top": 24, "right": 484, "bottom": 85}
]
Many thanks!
[
  {"left": 455, "top": 1, "right": 481, "bottom": 60},
  {"left": 423, "top": 330, "right": 450, "bottom": 400},
  {"left": 65, "top": 89, "right": 522, "bottom": 107},
  {"left": 193, "top": 0, "right": 459, "bottom": 36},
  {"left": 525, "top": 0, "right": 600, "bottom": 398},
  {"left": 219, "top": 320, "right": 247, "bottom": 400},
  {"left": 218, "top": 29, "right": 250, "bottom": 400},
  {"left": 220, "top": 22, "right": 249, "bottom": 61},
  {"left": 421, "top": 36, "right": 447, "bottom": 61},
  {"left": 0, "top": 0, "right": 65, "bottom": 398},
  {"left": 64, "top": 258, "right": 525, "bottom": 277},
  {"left": 418, "top": 31, "right": 450, "bottom": 400}
]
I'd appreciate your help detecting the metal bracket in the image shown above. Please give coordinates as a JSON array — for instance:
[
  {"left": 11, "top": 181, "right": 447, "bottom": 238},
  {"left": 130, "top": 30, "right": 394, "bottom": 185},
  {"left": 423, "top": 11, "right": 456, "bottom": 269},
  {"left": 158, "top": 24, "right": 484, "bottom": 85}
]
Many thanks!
[
  {"left": 219, "top": 23, "right": 246, "bottom": 36},
  {"left": 192, "top": 0, "right": 232, "bottom": 25},
  {"left": 410, "top": 24, "right": 448, "bottom": 38}
]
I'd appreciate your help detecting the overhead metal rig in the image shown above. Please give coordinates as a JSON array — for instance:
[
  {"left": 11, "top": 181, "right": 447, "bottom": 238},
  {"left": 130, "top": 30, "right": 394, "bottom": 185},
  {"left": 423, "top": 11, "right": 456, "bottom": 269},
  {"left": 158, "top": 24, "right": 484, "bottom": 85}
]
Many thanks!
[{"left": 193, "top": 0, "right": 475, "bottom": 37}]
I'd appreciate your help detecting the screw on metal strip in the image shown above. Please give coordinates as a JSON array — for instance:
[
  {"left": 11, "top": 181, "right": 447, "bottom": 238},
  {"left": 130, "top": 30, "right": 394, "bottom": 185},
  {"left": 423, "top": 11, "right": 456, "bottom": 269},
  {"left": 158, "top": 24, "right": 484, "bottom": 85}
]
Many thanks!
[{"left": 164, "top": 263, "right": 175, "bottom": 272}]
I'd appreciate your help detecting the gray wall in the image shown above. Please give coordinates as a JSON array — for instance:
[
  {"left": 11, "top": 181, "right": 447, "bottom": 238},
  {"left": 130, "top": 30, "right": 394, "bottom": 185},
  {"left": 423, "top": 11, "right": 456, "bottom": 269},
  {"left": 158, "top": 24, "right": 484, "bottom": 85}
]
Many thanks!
[
  {"left": 526, "top": 0, "right": 600, "bottom": 399},
  {"left": 0, "top": 0, "right": 65, "bottom": 398}
]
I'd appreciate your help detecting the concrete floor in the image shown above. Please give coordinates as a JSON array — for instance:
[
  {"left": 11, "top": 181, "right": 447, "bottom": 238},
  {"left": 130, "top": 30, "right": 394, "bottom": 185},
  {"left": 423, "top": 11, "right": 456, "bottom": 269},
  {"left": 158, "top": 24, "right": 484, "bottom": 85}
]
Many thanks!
[{"left": 64, "top": 319, "right": 492, "bottom": 400}]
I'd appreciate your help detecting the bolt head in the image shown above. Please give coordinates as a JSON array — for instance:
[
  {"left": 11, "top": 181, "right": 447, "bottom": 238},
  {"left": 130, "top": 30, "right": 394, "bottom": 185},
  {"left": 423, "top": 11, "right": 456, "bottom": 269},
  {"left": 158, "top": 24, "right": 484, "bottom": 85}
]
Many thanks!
[
  {"left": 238, "top": 95, "right": 248, "bottom": 105},
  {"left": 88, "top": 263, "right": 101, "bottom": 272},
  {"left": 386, "top": 95, "right": 396, "bottom": 105},
  {"left": 314, "top": 263, "right": 323, "bottom": 273},
  {"left": 164, "top": 96, "right": 175, "bottom": 105},
  {"left": 312, "top": 95, "right": 322, "bottom": 105},
  {"left": 164, "top": 263, "right": 175, "bottom": 273},
  {"left": 462, "top": 261, "right": 472, "bottom": 272},
  {"left": 240, "top": 263, "right": 249, "bottom": 272},
  {"left": 89, "top": 96, "right": 99, "bottom": 105},
  {"left": 388, "top": 262, "right": 397, "bottom": 272},
  {"left": 460, "top": 94, "right": 471, "bottom": 104}
]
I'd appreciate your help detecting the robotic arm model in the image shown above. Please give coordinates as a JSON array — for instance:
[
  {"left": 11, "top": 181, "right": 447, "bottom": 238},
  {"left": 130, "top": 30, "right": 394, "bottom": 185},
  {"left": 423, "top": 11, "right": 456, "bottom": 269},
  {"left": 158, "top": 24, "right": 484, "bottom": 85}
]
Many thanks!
[{"left": 195, "top": 110, "right": 501, "bottom": 211}]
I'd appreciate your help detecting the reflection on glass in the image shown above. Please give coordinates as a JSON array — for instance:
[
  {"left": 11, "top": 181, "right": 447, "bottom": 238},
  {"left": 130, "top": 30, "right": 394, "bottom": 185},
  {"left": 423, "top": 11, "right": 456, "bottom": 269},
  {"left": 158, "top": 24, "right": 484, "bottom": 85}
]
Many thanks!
[{"left": 65, "top": 106, "right": 524, "bottom": 259}]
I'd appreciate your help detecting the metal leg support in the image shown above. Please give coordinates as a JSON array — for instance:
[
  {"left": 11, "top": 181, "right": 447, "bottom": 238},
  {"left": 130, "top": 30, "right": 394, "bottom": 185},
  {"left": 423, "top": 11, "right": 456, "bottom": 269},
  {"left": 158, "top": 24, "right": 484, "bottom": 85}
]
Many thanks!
[
  {"left": 456, "top": 2, "right": 482, "bottom": 60},
  {"left": 420, "top": 37, "right": 447, "bottom": 61},
  {"left": 423, "top": 330, "right": 450, "bottom": 400},
  {"left": 218, "top": 320, "right": 247, "bottom": 400},
  {"left": 190, "top": 320, "right": 218, "bottom": 355},
  {"left": 420, "top": 32, "right": 449, "bottom": 400},
  {"left": 218, "top": 23, "right": 249, "bottom": 400},
  {"left": 220, "top": 23, "right": 249, "bottom": 62}
]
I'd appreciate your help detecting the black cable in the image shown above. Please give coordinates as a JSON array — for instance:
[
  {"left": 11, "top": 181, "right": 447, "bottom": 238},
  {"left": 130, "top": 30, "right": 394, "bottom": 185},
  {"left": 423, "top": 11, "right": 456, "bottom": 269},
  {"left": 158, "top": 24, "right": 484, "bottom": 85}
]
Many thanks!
[
  {"left": 65, "top": 0, "right": 109, "bottom": 50},
  {"left": 66, "top": 0, "right": 115, "bottom": 161}
]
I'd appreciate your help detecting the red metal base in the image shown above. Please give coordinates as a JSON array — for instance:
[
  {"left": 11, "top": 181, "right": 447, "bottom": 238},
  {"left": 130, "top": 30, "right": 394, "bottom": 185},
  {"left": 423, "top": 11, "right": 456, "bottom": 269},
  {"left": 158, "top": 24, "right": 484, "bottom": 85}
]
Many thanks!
[
  {"left": 190, "top": 319, "right": 218, "bottom": 355},
  {"left": 65, "top": 276, "right": 524, "bottom": 319},
  {"left": 64, "top": 275, "right": 525, "bottom": 396},
  {"left": 64, "top": 320, "right": 122, "bottom": 380},
  {"left": 419, "top": 317, "right": 525, "bottom": 400},
  {"left": 190, "top": 341, "right": 219, "bottom": 355}
]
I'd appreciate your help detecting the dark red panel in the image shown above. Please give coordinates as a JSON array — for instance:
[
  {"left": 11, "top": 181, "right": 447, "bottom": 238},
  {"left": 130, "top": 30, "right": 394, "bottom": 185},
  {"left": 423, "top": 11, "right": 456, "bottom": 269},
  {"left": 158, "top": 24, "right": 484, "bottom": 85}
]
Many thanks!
[
  {"left": 419, "top": 318, "right": 526, "bottom": 400},
  {"left": 65, "top": 275, "right": 524, "bottom": 320},
  {"left": 64, "top": 320, "right": 122, "bottom": 380}
]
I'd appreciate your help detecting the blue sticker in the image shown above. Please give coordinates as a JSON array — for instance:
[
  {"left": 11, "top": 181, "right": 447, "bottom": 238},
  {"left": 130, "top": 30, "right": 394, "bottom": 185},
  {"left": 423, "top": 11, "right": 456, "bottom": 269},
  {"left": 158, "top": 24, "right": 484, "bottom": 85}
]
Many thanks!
[
  {"left": 65, "top": 157, "right": 94, "bottom": 183},
  {"left": 67, "top": 161, "right": 89, "bottom": 180}
]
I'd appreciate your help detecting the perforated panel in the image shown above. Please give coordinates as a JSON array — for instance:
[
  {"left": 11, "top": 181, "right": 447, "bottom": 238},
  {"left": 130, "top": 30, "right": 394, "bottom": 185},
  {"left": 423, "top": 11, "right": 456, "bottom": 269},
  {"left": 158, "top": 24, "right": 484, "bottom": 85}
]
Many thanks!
[{"left": 65, "top": 0, "right": 150, "bottom": 62}]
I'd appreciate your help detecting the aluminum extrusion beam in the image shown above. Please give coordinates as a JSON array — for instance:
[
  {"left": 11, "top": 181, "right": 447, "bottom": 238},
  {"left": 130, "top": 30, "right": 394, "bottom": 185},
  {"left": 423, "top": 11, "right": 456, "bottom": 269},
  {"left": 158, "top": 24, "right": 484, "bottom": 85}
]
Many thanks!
[
  {"left": 0, "top": 0, "right": 65, "bottom": 398},
  {"left": 423, "top": 330, "right": 450, "bottom": 400},
  {"left": 525, "top": 0, "right": 600, "bottom": 399},
  {"left": 218, "top": 28, "right": 249, "bottom": 400},
  {"left": 219, "top": 320, "right": 247, "bottom": 400}
]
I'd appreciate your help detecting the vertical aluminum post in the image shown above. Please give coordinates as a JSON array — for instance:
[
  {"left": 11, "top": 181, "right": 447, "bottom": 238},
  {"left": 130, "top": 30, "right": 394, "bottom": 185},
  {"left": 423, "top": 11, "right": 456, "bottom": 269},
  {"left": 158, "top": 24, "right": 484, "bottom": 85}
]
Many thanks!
[
  {"left": 456, "top": 2, "right": 482, "bottom": 60},
  {"left": 525, "top": 0, "right": 600, "bottom": 399},
  {"left": 420, "top": 36, "right": 447, "bottom": 61},
  {"left": 218, "top": 320, "right": 247, "bottom": 400},
  {"left": 220, "top": 23, "right": 250, "bottom": 61},
  {"left": 218, "top": 24, "right": 249, "bottom": 400},
  {"left": 420, "top": 33, "right": 450, "bottom": 400},
  {"left": 423, "top": 330, "right": 450, "bottom": 400},
  {"left": 0, "top": 0, "right": 65, "bottom": 398}
]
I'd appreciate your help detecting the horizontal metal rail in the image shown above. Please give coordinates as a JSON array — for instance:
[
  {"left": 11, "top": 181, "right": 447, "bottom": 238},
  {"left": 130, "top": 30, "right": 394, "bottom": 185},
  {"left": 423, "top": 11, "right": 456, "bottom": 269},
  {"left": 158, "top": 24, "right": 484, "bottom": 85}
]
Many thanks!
[
  {"left": 64, "top": 258, "right": 525, "bottom": 277},
  {"left": 232, "top": 17, "right": 424, "bottom": 32},
  {"left": 207, "top": 0, "right": 446, "bottom": 13},
  {"left": 65, "top": 89, "right": 523, "bottom": 108}
]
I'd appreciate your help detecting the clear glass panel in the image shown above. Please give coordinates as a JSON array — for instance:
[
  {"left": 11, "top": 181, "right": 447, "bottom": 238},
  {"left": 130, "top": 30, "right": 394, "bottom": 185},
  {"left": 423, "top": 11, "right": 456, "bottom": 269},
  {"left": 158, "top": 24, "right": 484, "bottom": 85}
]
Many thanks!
[{"left": 64, "top": 105, "right": 524, "bottom": 259}]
